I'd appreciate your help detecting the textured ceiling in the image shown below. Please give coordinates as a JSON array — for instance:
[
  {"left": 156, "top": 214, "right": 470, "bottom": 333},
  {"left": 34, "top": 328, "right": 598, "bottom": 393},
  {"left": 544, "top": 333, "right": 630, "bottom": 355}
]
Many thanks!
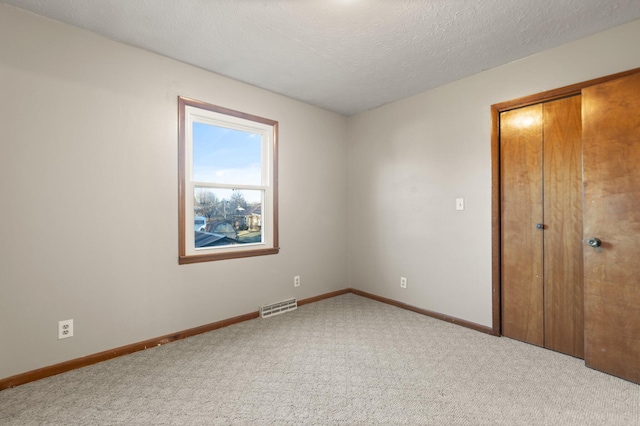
[{"left": 3, "top": 0, "right": 640, "bottom": 116}]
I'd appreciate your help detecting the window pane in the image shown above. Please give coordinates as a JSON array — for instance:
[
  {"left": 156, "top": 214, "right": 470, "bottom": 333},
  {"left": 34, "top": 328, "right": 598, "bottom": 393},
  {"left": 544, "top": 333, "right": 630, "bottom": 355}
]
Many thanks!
[
  {"left": 192, "top": 122, "right": 262, "bottom": 185},
  {"left": 194, "top": 188, "right": 264, "bottom": 248}
]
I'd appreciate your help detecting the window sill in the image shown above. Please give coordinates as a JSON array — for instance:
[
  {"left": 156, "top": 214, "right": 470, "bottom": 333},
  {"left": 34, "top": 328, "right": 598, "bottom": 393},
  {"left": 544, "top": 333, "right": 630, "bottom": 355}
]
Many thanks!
[{"left": 179, "top": 247, "right": 280, "bottom": 264}]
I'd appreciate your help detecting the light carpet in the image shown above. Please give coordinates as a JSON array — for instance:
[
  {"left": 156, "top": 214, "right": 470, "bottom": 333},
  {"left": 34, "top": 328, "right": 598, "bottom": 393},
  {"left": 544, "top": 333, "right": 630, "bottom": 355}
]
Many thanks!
[{"left": 1, "top": 293, "right": 638, "bottom": 425}]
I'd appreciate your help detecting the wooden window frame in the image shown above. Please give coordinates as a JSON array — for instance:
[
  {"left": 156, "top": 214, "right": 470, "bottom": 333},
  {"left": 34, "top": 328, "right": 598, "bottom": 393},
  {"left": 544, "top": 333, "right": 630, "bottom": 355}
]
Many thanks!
[{"left": 178, "top": 96, "right": 279, "bottom": 264}]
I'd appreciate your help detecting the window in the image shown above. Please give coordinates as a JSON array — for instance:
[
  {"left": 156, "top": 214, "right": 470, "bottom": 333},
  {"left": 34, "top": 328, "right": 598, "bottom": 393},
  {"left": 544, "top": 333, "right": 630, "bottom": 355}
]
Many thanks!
[{"left": 178, "top": 97, "right": 279, "bottom": 264}]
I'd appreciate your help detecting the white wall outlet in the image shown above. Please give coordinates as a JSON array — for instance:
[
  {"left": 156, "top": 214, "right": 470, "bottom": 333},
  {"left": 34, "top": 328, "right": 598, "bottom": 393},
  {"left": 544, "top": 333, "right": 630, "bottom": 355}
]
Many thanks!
[
  {"left": 294, "top": 275, "right": 301, "bottom": 287},
  {"left": 58, "top": 319, "right": 73, "bottom": 339},
  {"left": 456, "top": 198, "right": 465, "bottom": 211},
  {"left": 400, "top": 277, "right": 407, "bottom": 289}
]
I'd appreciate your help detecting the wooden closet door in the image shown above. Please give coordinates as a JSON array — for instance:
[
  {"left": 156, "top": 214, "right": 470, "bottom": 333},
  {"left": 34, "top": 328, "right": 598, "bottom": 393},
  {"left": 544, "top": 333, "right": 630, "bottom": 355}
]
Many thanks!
[
  {"left": 542, "top": 95, "right": 584, "bottom": 358},
  {"left": 582, "top": 72, "right": 640, "bottom": 384},
  {"left": 501, "top": 97, "right": 584, "bottom": 357},
  {"left": 501, "top": 104, "right": 544, "bottom": 346}
]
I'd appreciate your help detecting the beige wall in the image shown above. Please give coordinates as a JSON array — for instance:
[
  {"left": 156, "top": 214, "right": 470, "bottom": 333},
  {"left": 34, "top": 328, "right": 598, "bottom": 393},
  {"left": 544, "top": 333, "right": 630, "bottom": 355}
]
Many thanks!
[
  {"left": 0, "top": 5, "right": 348, "bottom": 379},
  {"left": 348, "top": 19, "right": 640, "bottom": 327}
]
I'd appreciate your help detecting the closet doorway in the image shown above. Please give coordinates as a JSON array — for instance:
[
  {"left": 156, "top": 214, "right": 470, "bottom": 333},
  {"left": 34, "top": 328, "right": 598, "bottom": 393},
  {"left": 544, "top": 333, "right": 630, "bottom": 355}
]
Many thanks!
[{"left": 491, "top": 68, "right": 640, "bottom": 384}]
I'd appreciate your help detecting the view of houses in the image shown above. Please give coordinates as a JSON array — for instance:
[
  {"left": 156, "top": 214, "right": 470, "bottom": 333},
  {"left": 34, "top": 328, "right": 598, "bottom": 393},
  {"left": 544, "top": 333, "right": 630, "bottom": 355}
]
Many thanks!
[{"left": 194, "top": 190, "right": 262, "bottom": 247}]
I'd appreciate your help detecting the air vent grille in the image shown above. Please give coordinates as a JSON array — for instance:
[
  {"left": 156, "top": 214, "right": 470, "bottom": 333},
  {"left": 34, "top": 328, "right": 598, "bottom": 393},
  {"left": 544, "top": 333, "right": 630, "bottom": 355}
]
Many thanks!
[{"left": 261, "top": 298, "right": 297, "bottom": 318}]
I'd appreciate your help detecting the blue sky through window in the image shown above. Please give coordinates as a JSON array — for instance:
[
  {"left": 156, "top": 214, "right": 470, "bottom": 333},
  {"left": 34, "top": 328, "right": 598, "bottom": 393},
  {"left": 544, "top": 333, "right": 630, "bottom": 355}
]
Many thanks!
[{"left": 193, "top": 122, "right": 262, "bottom": 185}]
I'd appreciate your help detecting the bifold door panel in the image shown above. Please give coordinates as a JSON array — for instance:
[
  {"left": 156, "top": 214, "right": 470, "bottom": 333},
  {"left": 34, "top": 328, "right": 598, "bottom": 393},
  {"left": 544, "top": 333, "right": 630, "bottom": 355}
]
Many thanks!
[{"left": 501, "top": 95, "right": 584, "bottom": 359}]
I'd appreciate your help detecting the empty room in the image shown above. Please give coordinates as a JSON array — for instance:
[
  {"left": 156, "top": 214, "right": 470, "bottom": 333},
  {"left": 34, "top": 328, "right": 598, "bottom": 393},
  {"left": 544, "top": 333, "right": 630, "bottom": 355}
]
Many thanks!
[{"left": 1, "top": 1, "right": 640, "bottom": 424}]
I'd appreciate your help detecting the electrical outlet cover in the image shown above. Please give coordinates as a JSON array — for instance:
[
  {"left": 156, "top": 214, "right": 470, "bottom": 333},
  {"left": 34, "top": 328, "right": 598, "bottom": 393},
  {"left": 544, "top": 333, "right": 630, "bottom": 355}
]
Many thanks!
[{"left": 58, "top": 319, "right": 74, "bottom": 339}]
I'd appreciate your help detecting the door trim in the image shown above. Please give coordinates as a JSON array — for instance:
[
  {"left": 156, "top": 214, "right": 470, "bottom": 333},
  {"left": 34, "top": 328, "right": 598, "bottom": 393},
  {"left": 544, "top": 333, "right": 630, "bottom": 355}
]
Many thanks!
[{"left": 490, "top": 67, "right": 640, "bottom": 336}]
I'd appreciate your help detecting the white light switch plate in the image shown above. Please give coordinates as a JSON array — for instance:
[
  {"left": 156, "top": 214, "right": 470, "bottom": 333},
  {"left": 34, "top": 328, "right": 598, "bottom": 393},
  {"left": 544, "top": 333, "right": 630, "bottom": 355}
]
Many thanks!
[{"left": 456, "top": 198, "right": 464, "bottom": 211}]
